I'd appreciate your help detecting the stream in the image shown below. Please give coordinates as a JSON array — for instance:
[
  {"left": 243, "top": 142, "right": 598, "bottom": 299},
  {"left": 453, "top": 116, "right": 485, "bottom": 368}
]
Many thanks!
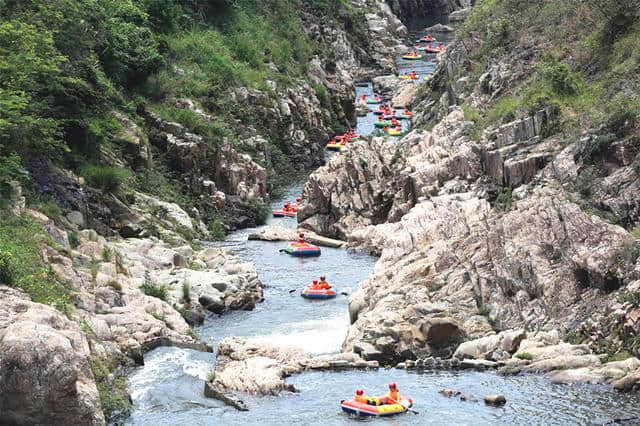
[{"left": 126, "top": 16, "right": 640, "bottom": 426}]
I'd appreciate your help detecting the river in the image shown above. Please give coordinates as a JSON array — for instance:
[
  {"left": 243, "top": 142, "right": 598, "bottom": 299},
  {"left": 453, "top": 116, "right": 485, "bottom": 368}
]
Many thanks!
[{"left": 126, "top": 16, "right": 640, "bottom": 426}]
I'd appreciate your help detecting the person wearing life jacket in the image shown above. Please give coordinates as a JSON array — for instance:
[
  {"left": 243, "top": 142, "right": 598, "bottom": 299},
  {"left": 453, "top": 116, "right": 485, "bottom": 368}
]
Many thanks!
[
  {"left": 438, "top": 42, "right": 443, "bottom": 50},
  {"left": 426, "top": 34, "right": 433, "bottom": 41},
  {"left": 378, "top": 115, "right": 384, "bottom": 122},
  {"left": 283, "top": 202, "right": 292, "bottom": 212},
  {"left": 311, "top": 279, "right": 320, "bottom": 290},
  {"left": 386, "top": 383, "right": 401, "bottom": 404},
  {"left": 383, "top": 125, "right": 388, "bottom": 133},
  {"left": 296, "top": 197, "right": 302, "bottom": 205},
  {"left": 404, "top": 109, "right": 412, "bottom": 118},
  {"left": 410, "top": 70, "right": 417, "bottom": 80},
  {"left": 354, "top": 389, "right": 368, "bottom": 404},
  {"left": 297, "top": 233, "right": 306, "bottom": 245},
  {"left": 318, "top": 276, "right": 331, "bottom": 289},
  {"left": 391, "top": 117, "right": 399, "bottom": 127},
  {"left": 361, "top": 94, "right": 367, "bottom": 103}
]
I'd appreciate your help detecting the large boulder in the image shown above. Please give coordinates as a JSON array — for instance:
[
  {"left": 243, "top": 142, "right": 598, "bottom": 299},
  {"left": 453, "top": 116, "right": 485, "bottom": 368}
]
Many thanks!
[{"left": 0, "top": 287, "right": 105, "bottom": 425}]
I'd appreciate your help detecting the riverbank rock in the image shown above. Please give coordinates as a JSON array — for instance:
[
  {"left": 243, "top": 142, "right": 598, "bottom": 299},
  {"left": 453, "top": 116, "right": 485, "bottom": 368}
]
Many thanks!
[
  {"left": 248, "top": 226, "right": 347, "bottom": 248},
  {"left": 0, "top": 287, "right": 105, "bottom": 425},
  {"left": 206, "top": 337, "right": 376, "bottom": 407},
  {"left": 425, "top": 23, "right": 455, "bottom": 32}
]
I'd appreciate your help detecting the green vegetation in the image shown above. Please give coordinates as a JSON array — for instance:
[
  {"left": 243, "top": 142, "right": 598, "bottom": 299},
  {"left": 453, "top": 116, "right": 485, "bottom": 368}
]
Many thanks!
[
  {"left": 0, "top": 214, "right": 71, "bottom": 313},
  {"left": 515, "top": 352, "right": 534, "bottom": 361},
  {"left": 91, "top": 357, "right": 132, "bottom": 420},
  {"left": 139, "top": 271, "right": 169, "bottom": 301},
  {"left": 182, "top": 282, "right": 191, "bottom": 305},
  {"left": 80, "top": 165, "right": 130, "bottom": 194},
  {"left": 605, "top": 351, "right": 631, "bottom": 363},
  {"left": 494, "top": 187, "right": 513, "bottom": 210},
  {"left": 458, "top": 0, "right": 640, "bottom": 146}
]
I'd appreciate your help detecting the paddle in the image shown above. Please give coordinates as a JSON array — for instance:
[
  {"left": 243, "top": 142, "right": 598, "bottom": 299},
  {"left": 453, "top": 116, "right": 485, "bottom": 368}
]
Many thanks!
[{"left": 388, "top": 396, "right": 418, "bottom": 415}]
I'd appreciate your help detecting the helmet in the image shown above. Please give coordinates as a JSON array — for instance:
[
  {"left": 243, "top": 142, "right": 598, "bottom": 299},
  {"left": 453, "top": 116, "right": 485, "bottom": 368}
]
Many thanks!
[
  {"left": 299, "top": 233, "right": 304, "bottom": 238},
  {"left": 389, "top": 383, "right": 397, "bottom": 389},
  {"left": 313, "top": 280, "right": 318, "bottom": 284},
  {"left": 296, "top": 197, "right": 301, "bottom": 202},
  {"left": 356, "top": 389, "right": 364, "bottom": 395},
  {"left": 320, "top": 276, "right": 326, "bottom": 281}
]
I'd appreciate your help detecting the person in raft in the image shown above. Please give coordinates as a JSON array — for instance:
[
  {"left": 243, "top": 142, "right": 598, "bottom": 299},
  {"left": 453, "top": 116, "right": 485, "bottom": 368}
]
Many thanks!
[
  {"left": 310, "top": 279, "right": 320, "bottom": 289},
  {"left": 391, "top": 117, "right": 399, "bottom": 127},
  {"left": 354, "top": 389, "right": 368, "bottom": 404},
  {"left": 283, "top": 202, "right": 293, "bottom": 212},
  {"left": 297, "top": 233, "right": 306, "bottom": 245},
  {"left": 318, "top": 276, "right": 331, "bottom": 289},
  {"left": 295, "top": 197, "right": 302, "bottom": 206},
  {"left": 386, "top": 383, "right": 401, "bottom": 403},
  {"left": 361, "top": 94, "right": 367, "bottom": 103},
  {"left": 410, "top": 70, "right": 417, "bottom": 79},
  {"left": 438, "top": 42, "right": 444, "bottom": 50}
]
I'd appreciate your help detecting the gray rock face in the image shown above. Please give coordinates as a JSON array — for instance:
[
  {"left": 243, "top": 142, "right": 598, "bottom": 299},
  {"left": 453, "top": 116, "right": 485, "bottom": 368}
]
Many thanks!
[{"left": 0, "top": 287, "right": 105, "bottom": 426}]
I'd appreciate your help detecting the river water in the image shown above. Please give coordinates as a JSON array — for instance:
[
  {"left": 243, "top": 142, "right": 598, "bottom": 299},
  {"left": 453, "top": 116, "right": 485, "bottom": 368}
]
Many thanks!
[{"left": 126, "top": 16, "right": 640, "bottom": 426}]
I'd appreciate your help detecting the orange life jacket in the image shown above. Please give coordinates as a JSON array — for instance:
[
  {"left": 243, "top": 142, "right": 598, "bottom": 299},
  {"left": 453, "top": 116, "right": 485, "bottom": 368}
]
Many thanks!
[{"left": 387, "top": 390, "right": 400, "bottom": 402}]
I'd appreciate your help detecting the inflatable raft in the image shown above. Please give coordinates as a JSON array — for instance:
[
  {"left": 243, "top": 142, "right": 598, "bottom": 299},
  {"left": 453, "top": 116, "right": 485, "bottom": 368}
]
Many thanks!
[
  {"left": 282, "top": 242, "right": 321, "bottom": 257},
  {"left": 301, "top": 287, "right": 336, "bottom": 299},
  {"left": 341, "top": 396, "right": 413, "bottom": 417},
  {"left": 366, "top": 98, "right": 382, "bottom": 104},
  {"left": 272, "top": 209, "right": 296, "bottom": 218},
  {"left": 402, "top": 54, "right": 422, "bottom": 60},
  {"left": 374, "top": 120, "right": 393, "bottom": 128},
  {"left": 418, "top": 36, "right": 436, "bottom": 43},
  {"left": 386, "top": 128, "right": 403, "bottom": 136},
  {"left": 399, "top": 74, "right": 418, "bottom": 80},
  {"left": 424, "top": 46, "right": 445, "bottom": 54},
  {"left": 326, "top": 140, "right": 345, "bottom": 151}
]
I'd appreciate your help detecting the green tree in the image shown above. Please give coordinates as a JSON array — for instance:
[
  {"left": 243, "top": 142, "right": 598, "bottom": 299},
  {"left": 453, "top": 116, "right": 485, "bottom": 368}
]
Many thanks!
[{"left": 0, "top": 21, "right": 66, "bottom": 157}]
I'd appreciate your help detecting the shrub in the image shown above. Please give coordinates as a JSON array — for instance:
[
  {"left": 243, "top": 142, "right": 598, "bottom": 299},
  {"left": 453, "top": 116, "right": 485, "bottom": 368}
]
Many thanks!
[
  {"left": 207, "top": 217, "right": 226, "bottom": 241},
  {"left": 101, "top": 247, "right": 114, "bottom": 262},
  {"left": 605, "top": 351, "right": 632, "bottom": 363},
  {"left": 515, "top": 352, "right": 534, "bottom": 360},
  {"left": 574, "top": 166, "right": 598, "bottom": 197},
  {"left": 313, "top": 83, "right": 331, "bottom": 109},
  {"left": 605, "top": 96, "right": 639, "bottom": 137},
  {"left": 68, "top": 231, "right": 80, "bottom": 249},
  {"left": 583, "top": 133, "right": 617, "bottom": 163},
  {"left": 140, "top": 271, "right": 168, "bottom": 300},
  {"left": 39, "top": 200, "right": 62, "bottom": 222},
  {"left": 80, "top": 165, "right": 129, "bottom": 194},
  {"left": 248, "top": 199, "right": 270, "bottom": 225},
  {"left": 91, "top": 358, "right": 131, "bottom": 420},
  {"left": 541, "top": 59, "right": 579, "bottom": 96},
  {"left": 495, "top": 187, "right": 513, "bottom": 210},
  {"left": 182, "top": 282, "right": 191, "bottom": 304},
  {"left": 0, "top": 250, "right": 17, "bottom": 285}
]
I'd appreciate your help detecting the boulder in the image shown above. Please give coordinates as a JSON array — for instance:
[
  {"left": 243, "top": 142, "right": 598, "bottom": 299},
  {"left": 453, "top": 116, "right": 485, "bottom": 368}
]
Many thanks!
[
  {"left": 484, "top": 395, "right": 507, "bottom": 405},
  {"left": 0, "top": 287, "right": 105, "bottom": 425}
]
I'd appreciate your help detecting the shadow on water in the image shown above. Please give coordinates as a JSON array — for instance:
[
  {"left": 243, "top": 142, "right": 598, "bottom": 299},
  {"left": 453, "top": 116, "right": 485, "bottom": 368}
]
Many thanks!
[{"left": 126, "top": 14, "right": 640, "bottom": 426}]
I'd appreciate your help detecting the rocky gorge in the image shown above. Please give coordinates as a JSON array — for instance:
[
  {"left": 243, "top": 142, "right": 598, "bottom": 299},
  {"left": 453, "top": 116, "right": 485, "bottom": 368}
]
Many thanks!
[
  {"left": 295, "top": 0, "right": 640, "bottom": 400},
  {"left": 3, "top": 0, "right": 640, "bottom": 424}
]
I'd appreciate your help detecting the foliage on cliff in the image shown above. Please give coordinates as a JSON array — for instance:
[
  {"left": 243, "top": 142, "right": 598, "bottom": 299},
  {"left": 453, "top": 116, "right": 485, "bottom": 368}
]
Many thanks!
[
  {"left": 0, "top": 0, "right": 362, "bottom": 213},
  {"left": 458, "top": 0, "right": 640, "bottom": 136}
]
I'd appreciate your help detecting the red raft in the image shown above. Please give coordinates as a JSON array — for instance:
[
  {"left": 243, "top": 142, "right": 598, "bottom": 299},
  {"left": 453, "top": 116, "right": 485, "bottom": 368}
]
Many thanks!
[{"left": 301, "top": 287, "right": 336, "bottom": 300}]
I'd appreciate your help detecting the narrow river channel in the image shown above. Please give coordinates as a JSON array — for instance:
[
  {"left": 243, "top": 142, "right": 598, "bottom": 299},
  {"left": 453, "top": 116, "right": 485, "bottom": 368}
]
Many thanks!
[{"left": 126, "top": 16, "right": 640, "bottom": 426}]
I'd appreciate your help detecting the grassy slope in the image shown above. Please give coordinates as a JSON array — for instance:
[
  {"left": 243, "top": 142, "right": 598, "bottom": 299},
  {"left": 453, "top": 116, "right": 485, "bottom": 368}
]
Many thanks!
[{"left": 457, "top": 0, "right": 640, "bottom": 146}]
